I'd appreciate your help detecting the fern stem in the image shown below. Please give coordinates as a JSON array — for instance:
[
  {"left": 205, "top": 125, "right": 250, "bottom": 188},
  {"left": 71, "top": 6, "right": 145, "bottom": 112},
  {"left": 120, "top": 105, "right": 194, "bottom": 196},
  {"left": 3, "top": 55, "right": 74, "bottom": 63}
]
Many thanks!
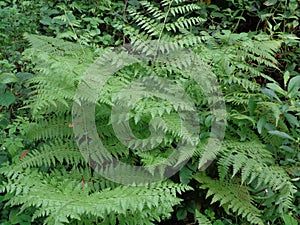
[
  {"left": 155, "top": 0, "right": 174, "bottom": 60},
  {"left": 63, "top": 9, "right": 85, "bottom": 54}
]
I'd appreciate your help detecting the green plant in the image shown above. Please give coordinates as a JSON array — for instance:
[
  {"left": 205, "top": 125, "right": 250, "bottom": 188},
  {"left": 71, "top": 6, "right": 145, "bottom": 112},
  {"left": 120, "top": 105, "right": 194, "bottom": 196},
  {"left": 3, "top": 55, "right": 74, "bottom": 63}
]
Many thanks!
[
  {"left": 258, "top": 75, "right": 300, "bottom": 221},
  {"left": 38, "top": 0, "right": 125, "bottom": 46},
  {"left": 0, "top": 32, "right": 196, "bottom": 224},
  {"left": 124, "top": 1, "right": 298, "bottom": 224},
  {"left": 0, "top": 0, "right": 299, "bottom": 224}
]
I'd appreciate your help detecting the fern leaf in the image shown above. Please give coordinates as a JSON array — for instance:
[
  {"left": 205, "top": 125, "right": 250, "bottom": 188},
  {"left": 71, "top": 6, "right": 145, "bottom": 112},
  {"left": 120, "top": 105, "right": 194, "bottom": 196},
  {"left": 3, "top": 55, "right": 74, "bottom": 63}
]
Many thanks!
[{"left": 194, "top": 173, "right": 264, "bottom": 225}]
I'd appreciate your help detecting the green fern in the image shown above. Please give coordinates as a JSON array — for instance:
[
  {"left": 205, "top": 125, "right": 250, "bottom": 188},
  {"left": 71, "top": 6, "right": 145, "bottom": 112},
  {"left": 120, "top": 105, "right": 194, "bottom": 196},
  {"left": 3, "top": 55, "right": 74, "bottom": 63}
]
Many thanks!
[
  {"left": 1, "top": 168, "right": 191, "bottom": 225},
  {"left": 17, "top": 140, "right": 83, "bottom": 168},
  {"left": 127, "top": 0, "right": 205, "bottom": 41},
  {"left": 23, "top": 34, "right": 96, "bottom": 116},
  {"left": 195, "top": 210, "right": 212, "bottom": 225},
  {"left": 194, "top": 173, "right": 265, "bottom": 225},
  {"left": 0, "top": 31, "right": 201, "bottom": 223},
  {"left": 218, "top": 141, "right": 296, "bottom": 213},
  {"left": 1, "top": 1, "right": 295, "bottom": 224}
]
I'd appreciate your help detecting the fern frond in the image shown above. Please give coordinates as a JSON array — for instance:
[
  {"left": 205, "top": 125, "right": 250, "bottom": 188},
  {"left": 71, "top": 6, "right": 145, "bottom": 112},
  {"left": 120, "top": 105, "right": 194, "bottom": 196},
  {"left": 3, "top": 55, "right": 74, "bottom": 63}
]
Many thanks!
[
  {"left": 240, "top": 39, "right": 282, "bottom": 68},
  {"left": 226, "top": 93, "right": 262, "bottom": 105},
  {"left": 195, "top": 210, "right": 212, "bottom": 225},
  {"left": 169, "top": 4, "right": 202, "bottom": 16},
  {"left": 166, "top": 17, "right": 205, "bottom": 32},
  {"left": 23, "top": 34, "right": 96, "bottom": 116},
  {"left": 139, "top": 1, "right": 166, "bottom": 20},
  {"left": 128, "top": 0, "right": 205, "bottom": 38},
  {"left": 1, "top": 169, "right": 191, "bottom": 224},
  {"left": 194, "top": 173, "right": 264, "bottom": 225},
  {"left": 25, "top": 115, "right": 73, "bottom": 141},
  {"left": 17, "top": 140, "right": 83, "bottom": 168},
  {"left": 218, "top": 141, "right": 296, "bottom": 211},
  {"left": 130, "top": 11, "right": 163, "bottom": 37}
]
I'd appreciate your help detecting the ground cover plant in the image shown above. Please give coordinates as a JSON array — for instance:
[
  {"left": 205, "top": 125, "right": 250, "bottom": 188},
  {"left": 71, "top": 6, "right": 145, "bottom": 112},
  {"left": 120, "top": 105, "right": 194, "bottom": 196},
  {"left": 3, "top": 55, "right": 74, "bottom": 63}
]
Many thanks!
[{"left": 0, "top": 0, "right": 299, "bottom": 224}]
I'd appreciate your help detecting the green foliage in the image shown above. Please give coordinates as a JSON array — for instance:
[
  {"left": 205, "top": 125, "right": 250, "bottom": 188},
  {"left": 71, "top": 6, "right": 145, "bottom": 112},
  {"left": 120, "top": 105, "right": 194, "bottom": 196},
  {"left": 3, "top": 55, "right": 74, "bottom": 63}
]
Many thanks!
[
  {"left": 194, "top": 173, "right": 264, "bottom": 225},
  {"left": 1, "top": 167, "right": 190, "bottom": 225},
  {"left": 22, "top": 34, "right": 95, "bottom": 116},
  {"left": 218, "top": 141, "right": 296, "bottom": 215},
  {"left": 195, "top": 210, "right": 213, "bottom": 225},
  {"left": 38, "top": 0, "right": 125, "bottom": 46},
  {"left": 0, "top": 0, "right": 40, "bottom": 62},
  {"left": 0, "top": 0, "right": 299, "bottom": 224},
  {"left": 0, "top": 31, "right": 197, "bottom": 223},
  {"left": 128, "top": 0, "right": 205, "bottom": 38},
  {"left": 124, "top": 1, "right": 298, "bottom": 224}
]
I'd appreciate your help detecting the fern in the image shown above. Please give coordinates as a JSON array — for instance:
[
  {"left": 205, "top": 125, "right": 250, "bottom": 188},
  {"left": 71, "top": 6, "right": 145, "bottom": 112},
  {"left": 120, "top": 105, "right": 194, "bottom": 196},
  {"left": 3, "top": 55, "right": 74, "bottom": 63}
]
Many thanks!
[
  {"left": 195, "top": 210, "right": 212, "bottom": 225},
  {"left": 1, "top": 1, "right": 295, "bottom": 224},
  {"left": 25, "top": 116, "right": 73, "bottom": 141},
  {"left": 0, "top": 31, "right": 201, "bottom": 223},
  {"left": 17, "top": 140, "right": 83, "bottom": 168},
  {"left": 23, "top": 34, "right": 96, "bottom": 116},
  {"left": 1, "top": 168, "right": 191, "bottom": 225},
  {"left": 194, "top": 173, "right": 265, "bottom": 225},
  {"left": 128, "top": 0, "right": 205, "bottom": 41},
  {"left": 195, "top": 31, "right": 282, "bottom": 96},
  {"left": 218, "top": 141, "right": 296, "bottom": 212}
]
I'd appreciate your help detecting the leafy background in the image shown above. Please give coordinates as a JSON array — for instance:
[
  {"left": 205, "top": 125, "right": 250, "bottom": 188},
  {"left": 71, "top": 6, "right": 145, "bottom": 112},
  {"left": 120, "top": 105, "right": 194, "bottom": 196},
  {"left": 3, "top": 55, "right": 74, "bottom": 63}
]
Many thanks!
[{"left": 0, "top": 0, "right": 299, "bottom": 224}]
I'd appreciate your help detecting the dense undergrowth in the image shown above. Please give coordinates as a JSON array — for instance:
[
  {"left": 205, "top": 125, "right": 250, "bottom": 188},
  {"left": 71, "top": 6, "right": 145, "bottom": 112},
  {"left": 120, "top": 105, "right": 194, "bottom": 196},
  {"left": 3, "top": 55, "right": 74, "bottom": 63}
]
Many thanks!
[{"left": 0, "top": 0, "right": 299, "bottom": 224}]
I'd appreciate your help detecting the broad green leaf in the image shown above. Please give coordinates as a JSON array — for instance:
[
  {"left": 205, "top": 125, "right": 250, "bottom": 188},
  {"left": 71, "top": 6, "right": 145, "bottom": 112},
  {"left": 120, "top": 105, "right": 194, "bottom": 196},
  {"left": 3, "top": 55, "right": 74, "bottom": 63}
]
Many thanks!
[
  {"left": 257, "top": 117, "right": 266, "bottom": 134},
  {"left": 261, "top": 88, "right": 281, "bottom": 102},
  {"left": 259, "top": 13, "right": 274, "bottom": 20},
  {"left": 274, "top": 22, "right": 281, "bottom": 31},
  {"left": 179, "top": 165, "right": 193, "bottom": 184},
  {"left": 0, "top": 92, "right": 16, "bottom": 107},
  {"left": 39, "top": 16, "right": 52, "bottom": 25},
  {"left": 283, "top": 71, "right": 290, "bottom": 87},
  {"left": 266, "top": 83, "right": 286, "bottom": 96},
  {"left": 231, "top": 113, "right": 256, "bottom": 126},
  {"left": 16, "top": 72, "right": 34, "bottom": 82},
  {"left": 0, "top": 73, "right": 18, "bottom": 84},
  {"left": 176, "top": 208, "right": 187, "bottom": 220},
  {"left": 0, "top": 84, "right": 6, "bottom": 94},
  {"left": 289, "top": 2, "right": 299, "bottom": 12},
  {"left": 280, "top": 145, "right": 297, "bottom": 154},
  {"left": 268, "top": 130, "right": 295, "bottom": 141},
  {"left": 284, "top": 113, "right": 299, "bottom": 127},
  {"left": 282, "top": 214, "right": 298, "bottom": 225},
  {"left": 287, "top": 76, "right": 300, "bottom": 98},
  {"left": 213, "top": 220, "right": 226, "bottom": 225}
]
